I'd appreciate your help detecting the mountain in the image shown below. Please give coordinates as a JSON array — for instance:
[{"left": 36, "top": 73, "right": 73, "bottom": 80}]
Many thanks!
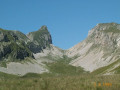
[
  {"left": 0, "top": 26, "right": 55, "bottom": 75},
  {"left": 0, "top": 28, "right": 33, "bottom": 60},
  {"left": 0, "top": 23, "right": 120, "bottom": 75},
  {"left": 66, "top": 23, "right": 120, "bottom": 74},
  {"left": 0, "top": 26, "right": 53, "bottom": 61},
  {"left": 0, "top": 26, "right": 68, "bottom": 75}
]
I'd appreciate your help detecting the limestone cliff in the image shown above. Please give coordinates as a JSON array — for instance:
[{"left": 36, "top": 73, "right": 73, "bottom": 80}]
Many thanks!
[{"left": 66, "top": 23, "right": 120, "bottom": 73}]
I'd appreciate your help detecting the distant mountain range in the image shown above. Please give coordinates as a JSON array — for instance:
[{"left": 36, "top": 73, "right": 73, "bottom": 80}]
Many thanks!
[{"left": 0, "top": 22, "right": 120, "bottom": 75}]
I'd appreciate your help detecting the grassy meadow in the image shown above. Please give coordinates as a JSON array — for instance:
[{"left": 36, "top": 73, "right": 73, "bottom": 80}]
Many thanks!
[{"left": 0, "top": 72, "right": 120, "bottom": 90}]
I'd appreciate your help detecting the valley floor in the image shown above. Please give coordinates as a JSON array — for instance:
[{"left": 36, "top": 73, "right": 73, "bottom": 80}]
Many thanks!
[{"left": 0, "top": 73, "right": 120, "bottom": 90}]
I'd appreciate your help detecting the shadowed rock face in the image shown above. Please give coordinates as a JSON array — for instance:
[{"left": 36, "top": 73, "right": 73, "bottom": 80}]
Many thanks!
[
  {"left": 27, "top": 25, "right": 52, "bottom": 53},
  {"left": 0, "top": 26, "right": 52, "bottom": 61},
  {"left": 0, "top": 32, "right": 9, "bottom": 42}
]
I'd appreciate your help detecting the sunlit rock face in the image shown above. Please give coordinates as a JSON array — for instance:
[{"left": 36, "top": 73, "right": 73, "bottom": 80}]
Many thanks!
[{"left": 66, "top": 23, "right": 120, "bottom": 72}]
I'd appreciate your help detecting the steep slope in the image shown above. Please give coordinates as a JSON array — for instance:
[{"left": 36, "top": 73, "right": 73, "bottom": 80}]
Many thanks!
[
  {"left": 28, "top": 26, "right": 65, "bottom": 62},
  {"left": 27, "top": 25, "right": 52, "bottom": 53},
  {"left": 0, "top": 26, "right": 53, "bottom": 61},
  {"left": 0, "top": 28, "right": 33, "bottom": 61},
  {"left": 33, "top": 44, "right": 64, "bottom": 62},
  {"left": 0, "top": 26, "right": 53, "bottom": 75},
  {"left": 66, "top": 23, "right": 120, "bottom": 72}
]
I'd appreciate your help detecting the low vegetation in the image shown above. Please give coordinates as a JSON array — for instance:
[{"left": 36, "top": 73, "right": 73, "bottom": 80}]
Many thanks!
[
  {"left": 0, "top": 72, "right": 120, "bottom": 90},
  {"left": 101, "top": 27, "right": 120, "bottom": 33},
  {"left": 0, "top": 61, "right": 7, "bottom": 68},
  {"left": 46, "top": 60, "right": 87, "bottom": 76},
  {"left": 92, "top": 59, "right": 120, "bottom": 75},
  {"left": 0, "top": 72, "right": 18, "bottom": 78}
]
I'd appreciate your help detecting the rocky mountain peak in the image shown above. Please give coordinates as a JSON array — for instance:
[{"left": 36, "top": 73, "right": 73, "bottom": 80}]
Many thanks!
[
  {"left": 88, "top": 22, "right": 120, "bottom": 36},
  {"left": 39, "top": 25, "right": 48, "bottom": 31},
  {"left": 87, "top": 23, "right": 120, "bottom": 48},
  {"left": 27, "top": 26, "right": 52, "bottom": 53}
]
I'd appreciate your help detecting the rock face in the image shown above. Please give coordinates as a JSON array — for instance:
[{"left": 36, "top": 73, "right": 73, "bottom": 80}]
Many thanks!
[
  {"left": 0, "top": 26, "right": 52, "bottom": 61},
  {"left": 27, "top": 25, "right": 52, "bottom": 53},
  {"left": 66, "top": 23, "right": 120, "bottom": 72}
]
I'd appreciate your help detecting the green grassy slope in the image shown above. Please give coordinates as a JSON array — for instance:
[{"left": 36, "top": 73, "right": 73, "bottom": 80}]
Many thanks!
[
  {"left": 42, "top": 55, "right": 88, "bottom": 77},
  {"left": 92, "top": 59, "right": 120, "bottom": 75},
  {"left": 0, "top": 72, "right": 18, "bottom": 78}
]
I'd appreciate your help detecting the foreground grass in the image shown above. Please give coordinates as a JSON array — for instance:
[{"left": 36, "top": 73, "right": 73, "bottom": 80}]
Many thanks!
[
  {"left": 0, "top": 72, "right": 18, "bottom": 78},
  {"left": 0, "top": 73, "right": 120, "bottom": 90}
]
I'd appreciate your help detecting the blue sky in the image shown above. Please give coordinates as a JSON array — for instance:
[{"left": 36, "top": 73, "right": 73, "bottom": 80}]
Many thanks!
[{"left": 0, "top": 0, "right": 120, "bottom": 49}]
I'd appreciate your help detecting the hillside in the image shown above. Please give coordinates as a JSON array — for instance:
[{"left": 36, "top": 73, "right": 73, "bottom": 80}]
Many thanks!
[
  {"left": 0, "top": 23, "right": 120, "bottom": 75},
  {"left": 66, "top": 23, "right": 120, "bottom": 74},
  {"left": 0, "top": 26, "right": 54, "bottom": 75}
]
